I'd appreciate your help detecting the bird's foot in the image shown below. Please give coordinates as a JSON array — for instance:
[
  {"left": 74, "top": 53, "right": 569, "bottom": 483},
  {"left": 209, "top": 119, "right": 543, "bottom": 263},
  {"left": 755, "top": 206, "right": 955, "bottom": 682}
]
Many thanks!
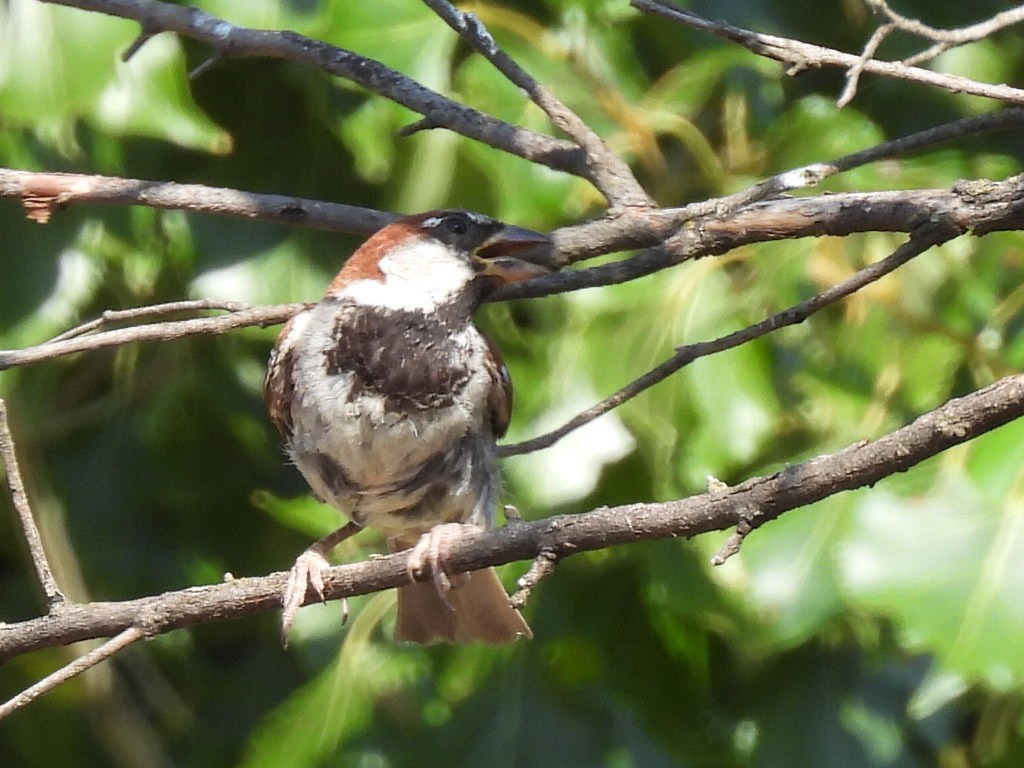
[
  {"left": 281, "top": 547, "right": 348, "bottom": 646},
  {"left": 406, "top": 523, "right": 471, "bottom": 603},
  {"left": 279, "top": 522, "right": 361, "bottom": 646}
]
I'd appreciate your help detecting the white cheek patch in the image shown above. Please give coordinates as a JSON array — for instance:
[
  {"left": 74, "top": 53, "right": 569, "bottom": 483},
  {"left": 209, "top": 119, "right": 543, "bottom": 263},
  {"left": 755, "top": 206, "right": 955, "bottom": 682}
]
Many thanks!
[
  {"left": 342, "top": 239, "right": 477, "bottom": 311},
  {"left": 343, "top": 276, "right": 437, "bottom": 312}
]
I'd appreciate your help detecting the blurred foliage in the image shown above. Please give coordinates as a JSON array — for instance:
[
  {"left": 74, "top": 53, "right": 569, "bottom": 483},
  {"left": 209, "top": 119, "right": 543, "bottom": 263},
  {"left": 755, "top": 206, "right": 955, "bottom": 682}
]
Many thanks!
[{"left": 2, "top": 0, "right": 1024, "bottom": 766}]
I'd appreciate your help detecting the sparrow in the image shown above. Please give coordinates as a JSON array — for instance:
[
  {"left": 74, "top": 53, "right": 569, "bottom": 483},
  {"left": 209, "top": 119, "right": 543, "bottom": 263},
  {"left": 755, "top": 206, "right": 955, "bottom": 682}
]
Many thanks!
[{"left": 264, "top": 209, "right": 559, "bottom": 644}]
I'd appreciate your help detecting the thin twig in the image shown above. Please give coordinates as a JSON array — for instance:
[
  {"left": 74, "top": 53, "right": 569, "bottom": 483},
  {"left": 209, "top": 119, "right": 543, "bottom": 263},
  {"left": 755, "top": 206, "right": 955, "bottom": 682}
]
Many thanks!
[
  {"left": 46, "top": 300, "right": 254, "bottom": 343},
  {"left": 846, "top": 2, "right": 1024, "bottom": 101},
  {"left": 421, "top": 0, "right": 653, "bottom": 209},
  {"left": 510, "top": 549, "right": 559, "bottom": 610},
  {"left": 866, "top": 0, "right": 1024, "bottom": 67},
  {"left": 121, "top": 28, "right": 155, "bottom": 62},
  {"left": 0, "top": 627, "right": 145, "bottom": 720},
  {"left": 815, "top": 109, "right": 1024, "bottom": 179},
  {"left": 838, "top": 23, "right": 894, "bottom": 108},
  {"left": 0, "top": 304, "right": 309, "bottom": 372},
  {"left": 5, "top": 366, "right": 1024, "bottom": 661},
  {"left": 499, "top": 222, "right": 959, "bottom": 456},
  {"left": 710, "top": 515, "right": 752, "bottom": 565},
  {"left": 632, "top": 0, "right": 1024, "bottom": 105},
  {"left": 0, "top": 400, "right": 64, "bottom": 607},
  {"left": 688, "top": 108, "right": 1024, "bottom": 218}
]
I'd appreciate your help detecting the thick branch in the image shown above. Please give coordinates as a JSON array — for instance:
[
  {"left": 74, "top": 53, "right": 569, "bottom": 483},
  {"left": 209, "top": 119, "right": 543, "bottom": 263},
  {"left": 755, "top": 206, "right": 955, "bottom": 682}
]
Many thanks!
[
  {"left": 39, "top": 0, "right": 588, "bottom": 177},
  {"left": 4, "top": 370, "right": 1024, "bottom": 661},
  {"left": 500, "top": 222, "right": 958, "bottom": 456},
  {"left": 502, "top": 175, "right": 1024, "bottom": 299},
  {"left": 6, "top": 164, "right": 1019, "bottom": 276},
  {"left": 2, "top": 168, "right": 396, "bottom": 231},
  {"left": 3, "top": 177, "right": 1024, "bottom": 372}
]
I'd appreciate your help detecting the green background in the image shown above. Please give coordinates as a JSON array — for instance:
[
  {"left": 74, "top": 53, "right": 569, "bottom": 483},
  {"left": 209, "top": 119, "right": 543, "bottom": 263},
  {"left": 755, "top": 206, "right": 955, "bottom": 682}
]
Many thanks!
[{"left": 3, "top": 0, "right": 1024, "bottom": 766}]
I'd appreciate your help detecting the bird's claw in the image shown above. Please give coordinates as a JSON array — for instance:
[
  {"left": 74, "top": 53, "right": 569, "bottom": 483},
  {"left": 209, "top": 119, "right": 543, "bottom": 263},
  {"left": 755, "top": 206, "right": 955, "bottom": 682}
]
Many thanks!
[
  {"left": 406, "top": 523, "right": 470, "bottom": 607},
  {"left": 280, "top": 548, "right": 332, "bottom": 646}
]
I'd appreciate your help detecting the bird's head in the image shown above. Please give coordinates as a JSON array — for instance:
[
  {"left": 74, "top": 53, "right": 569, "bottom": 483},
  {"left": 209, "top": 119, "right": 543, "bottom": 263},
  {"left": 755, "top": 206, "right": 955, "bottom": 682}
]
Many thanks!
[{"left": 326, "top": 210, "right": 559, "bottom": 311}]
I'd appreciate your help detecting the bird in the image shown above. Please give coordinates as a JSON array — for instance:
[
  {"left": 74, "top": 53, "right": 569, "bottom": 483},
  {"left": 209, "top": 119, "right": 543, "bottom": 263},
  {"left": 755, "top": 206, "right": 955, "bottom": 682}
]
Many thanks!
[{"left": 264, "top": 209, "right": 559, "bottom": 644}]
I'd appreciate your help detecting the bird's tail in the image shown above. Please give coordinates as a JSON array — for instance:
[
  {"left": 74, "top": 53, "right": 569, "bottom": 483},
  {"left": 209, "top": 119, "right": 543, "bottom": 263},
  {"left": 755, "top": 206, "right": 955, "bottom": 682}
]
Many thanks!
[{"left": 394, "top": 566, "right": 532, "bottom": 644}]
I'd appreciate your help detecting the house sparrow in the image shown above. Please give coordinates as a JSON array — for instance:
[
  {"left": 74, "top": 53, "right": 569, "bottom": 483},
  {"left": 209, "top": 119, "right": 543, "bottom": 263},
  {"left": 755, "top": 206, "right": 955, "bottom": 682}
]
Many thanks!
[{"left": 265, "top": 210, "right": 559, "bottom": 644}]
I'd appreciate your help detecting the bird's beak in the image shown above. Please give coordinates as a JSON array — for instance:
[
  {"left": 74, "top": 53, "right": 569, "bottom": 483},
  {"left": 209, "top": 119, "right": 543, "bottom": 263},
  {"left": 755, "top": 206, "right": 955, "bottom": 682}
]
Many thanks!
[{"left": 473, "top": 225, "right": 561, "bottom": 283}]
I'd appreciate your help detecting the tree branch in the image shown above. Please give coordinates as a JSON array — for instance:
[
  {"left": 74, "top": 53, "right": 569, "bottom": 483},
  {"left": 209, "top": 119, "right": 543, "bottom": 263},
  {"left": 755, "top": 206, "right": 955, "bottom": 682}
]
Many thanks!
[
  {"left": 0, "top": 627, "right": 144, "bottom": 720},
  {"left": 38, "top": 0, "right": 590, "bottom": 178},
  {"left": 499, "top": 221, "right": 959, "bottom": 456},
  {"left": 502, "top": 175, "right": 1024, "bottom": 299},
  {"left": 838, "top": 22, "right": 895, "bottom": 108},
  {"left": 4, "top": 368, "right": 1024, "bottom": 662},
  {"left": 45, "top": 300, "right": 258, "bottom": 343},
  {"left": 0, "top": 401, "right": 64, "bottom": 607},
  {"left": 5, "top": 157, "right": 1020, "bottom": 283},
  {"left": 632, "top": 0, "right": 1024, "bottom": 106},
  {"left": 865, "top": 0, "right": 1024, "bottom": 68},
  {"left": 2, "top": 168, "right": 396, "bottom": 231},
  {"left": 421, "top": 0, "right": 653, "bottom": 209},
  {"left": 0, "top": 303, "right": 308, "bottom": 372},
  {"left": 841, "top": 3, "right": 1024, "bottom": 106},
  {"left": 3, "top": 176, "right": 1024, "bottom": 372}
]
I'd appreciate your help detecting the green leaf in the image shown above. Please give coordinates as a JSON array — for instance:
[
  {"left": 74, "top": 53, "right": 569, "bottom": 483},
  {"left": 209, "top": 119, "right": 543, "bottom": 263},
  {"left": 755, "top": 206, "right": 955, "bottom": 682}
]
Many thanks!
[
  {"left": 251, "top": 490, "right": 341, "bottom": 539},
  {"left": 91, "top": 33, "right": 230, "bottom": 153},
  {"left": 720, "top": 497, "right": 850, "bottom": 646},
  {"left": 236, "top": 593, "right": 406, "bottom": 768},
  {"left": 0, "top": 0, "right": 228, "bottom": 152},
  {"left": 841, "top": 453, "right": 1024, "bottom": 688},
  {"left": 768, "top": 97, "right": 885, "bottom": 189}
]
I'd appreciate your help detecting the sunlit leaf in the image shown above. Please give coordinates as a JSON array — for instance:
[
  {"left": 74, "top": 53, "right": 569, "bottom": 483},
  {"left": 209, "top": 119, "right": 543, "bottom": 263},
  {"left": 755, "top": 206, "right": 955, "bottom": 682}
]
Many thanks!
[
  {"left": 722, "top": 497, "right": 851, "bottom": 646},
  {"left": 841, "top": 457, "right": 1024, "bottom": 687},
  {"left": 0, "top": 0, "right": 227, "bottom": 152}
]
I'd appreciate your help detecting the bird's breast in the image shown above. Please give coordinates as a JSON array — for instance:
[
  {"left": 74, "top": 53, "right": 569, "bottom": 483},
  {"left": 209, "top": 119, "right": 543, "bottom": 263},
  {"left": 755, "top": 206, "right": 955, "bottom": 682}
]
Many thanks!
[
  {"left": 284, "top": 299, "right": 498, "bottom": 534},
  {"left": 323, "top": 303, "right": 473, "bottom": 412}
]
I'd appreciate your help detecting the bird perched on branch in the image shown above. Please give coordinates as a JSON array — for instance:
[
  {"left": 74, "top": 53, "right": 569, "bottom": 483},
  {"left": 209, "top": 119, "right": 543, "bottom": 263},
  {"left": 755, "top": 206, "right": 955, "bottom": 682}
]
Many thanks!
[{"left": 265, "top": 209, "right": 559, "bottom": 643}]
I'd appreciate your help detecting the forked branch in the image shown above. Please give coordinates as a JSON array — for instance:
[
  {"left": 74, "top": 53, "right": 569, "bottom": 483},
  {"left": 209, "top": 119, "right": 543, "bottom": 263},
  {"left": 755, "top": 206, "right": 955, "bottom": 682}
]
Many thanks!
[
  {"left": 500, "top": 222, "right": 959, "bottom": 456},
  {"left": 6, "top": 0, "right": 1024, "bottom": 724},
  {"left": 38, "top": 0, "right": 589, "bottom": 178},
  {"left": 633, "top": 0, "right": 1024, "bottom": 105},
  {"left": 3, "top": 368, "right": 1024, "bottom": 663}
]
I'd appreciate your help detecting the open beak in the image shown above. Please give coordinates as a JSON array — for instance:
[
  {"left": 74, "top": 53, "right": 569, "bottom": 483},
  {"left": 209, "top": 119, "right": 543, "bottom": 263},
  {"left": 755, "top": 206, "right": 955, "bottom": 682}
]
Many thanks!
[{"left": 473, "top": 225, "right": 561, "bottom": 283}]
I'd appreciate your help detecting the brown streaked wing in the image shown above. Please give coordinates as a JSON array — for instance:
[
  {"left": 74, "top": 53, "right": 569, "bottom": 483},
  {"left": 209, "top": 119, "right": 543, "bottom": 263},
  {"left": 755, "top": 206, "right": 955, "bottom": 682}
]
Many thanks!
[
  {"left": 264, "top": 314, "right": 304, "bottom": 440},
  {"left": 483, "top": 334, "right": 512, "bottom": 439}
]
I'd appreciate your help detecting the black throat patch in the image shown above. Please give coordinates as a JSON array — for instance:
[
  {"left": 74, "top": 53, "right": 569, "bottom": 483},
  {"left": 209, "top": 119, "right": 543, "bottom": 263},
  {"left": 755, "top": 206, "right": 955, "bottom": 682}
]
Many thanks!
[{"left": 324, "top": 302, "right": 474, "bottom": 412}]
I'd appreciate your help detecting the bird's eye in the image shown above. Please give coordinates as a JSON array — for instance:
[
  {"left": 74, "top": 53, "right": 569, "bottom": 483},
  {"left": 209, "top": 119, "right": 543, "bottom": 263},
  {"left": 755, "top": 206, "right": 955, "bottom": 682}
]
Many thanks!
[{"left": 444, "top": 215, "right": 468, "bottom": 235}]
